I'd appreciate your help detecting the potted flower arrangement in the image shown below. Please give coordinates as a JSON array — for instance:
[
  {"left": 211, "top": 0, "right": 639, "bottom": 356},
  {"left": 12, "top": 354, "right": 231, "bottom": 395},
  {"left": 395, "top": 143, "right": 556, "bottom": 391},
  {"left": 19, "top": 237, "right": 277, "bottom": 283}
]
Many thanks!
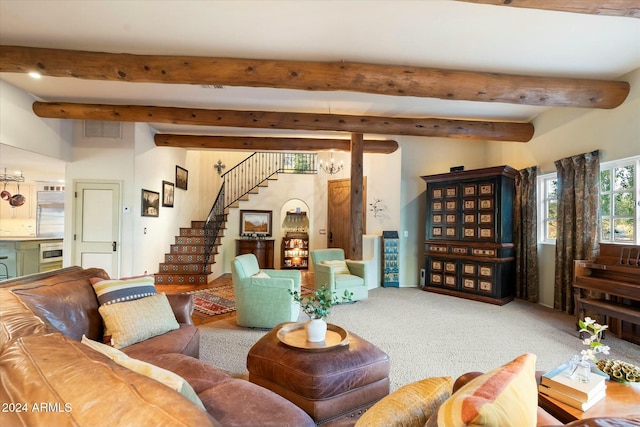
[
  {"left": 289, "top": 285, "right": 353, "bottom": 342},
  {"left": 570, "top": 317, "right": 610, "bottom": 383}
]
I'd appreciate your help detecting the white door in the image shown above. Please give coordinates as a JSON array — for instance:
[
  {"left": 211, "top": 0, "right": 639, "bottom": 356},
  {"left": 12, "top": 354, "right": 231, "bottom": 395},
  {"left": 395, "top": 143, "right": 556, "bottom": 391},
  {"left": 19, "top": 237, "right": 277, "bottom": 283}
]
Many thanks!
[{"left": 73, "top": 181, "right": 121, "bottom": 277}]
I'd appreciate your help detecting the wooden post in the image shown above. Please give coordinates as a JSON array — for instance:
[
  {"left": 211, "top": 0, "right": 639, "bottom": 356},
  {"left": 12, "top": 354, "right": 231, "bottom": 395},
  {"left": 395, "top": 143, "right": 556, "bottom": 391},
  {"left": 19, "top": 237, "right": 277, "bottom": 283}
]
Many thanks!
[{"left": 350, "top": 133, "right": 364, "bottom": 260}]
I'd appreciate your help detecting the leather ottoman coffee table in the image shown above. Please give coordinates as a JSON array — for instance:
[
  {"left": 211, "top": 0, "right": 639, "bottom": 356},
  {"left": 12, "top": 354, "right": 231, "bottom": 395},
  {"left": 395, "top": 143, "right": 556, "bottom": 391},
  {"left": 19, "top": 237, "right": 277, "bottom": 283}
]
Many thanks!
[{"left": 247, "top": 322, "right": 390, "bottom": 424}]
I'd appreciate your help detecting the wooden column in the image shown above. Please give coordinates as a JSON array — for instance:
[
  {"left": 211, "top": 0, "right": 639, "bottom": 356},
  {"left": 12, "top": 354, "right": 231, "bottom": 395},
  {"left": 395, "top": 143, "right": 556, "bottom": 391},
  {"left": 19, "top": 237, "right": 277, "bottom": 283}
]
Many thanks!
[{"left": 350, "top": 133, "right": 364, "bottom": 260}]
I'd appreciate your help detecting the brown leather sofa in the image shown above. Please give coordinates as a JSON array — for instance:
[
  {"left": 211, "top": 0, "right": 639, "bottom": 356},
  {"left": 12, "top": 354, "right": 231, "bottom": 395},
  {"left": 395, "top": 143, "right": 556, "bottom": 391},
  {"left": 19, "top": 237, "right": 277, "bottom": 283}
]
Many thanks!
[{"left": 0, "top": 266, "right": 315, "bottom": 427}]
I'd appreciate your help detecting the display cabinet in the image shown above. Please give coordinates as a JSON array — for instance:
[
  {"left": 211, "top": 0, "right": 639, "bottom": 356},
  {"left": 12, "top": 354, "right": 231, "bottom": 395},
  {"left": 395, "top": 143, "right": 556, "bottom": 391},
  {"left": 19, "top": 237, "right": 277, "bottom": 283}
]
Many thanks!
[
  {"left": 382, "top": 231, "right": 399, "bottom": 287},
  {"left": 421, "top": 165, "right": 517, "bottom": 305},
  {"left": 282, "top": 232, "right": 309, "bottom": 269}
]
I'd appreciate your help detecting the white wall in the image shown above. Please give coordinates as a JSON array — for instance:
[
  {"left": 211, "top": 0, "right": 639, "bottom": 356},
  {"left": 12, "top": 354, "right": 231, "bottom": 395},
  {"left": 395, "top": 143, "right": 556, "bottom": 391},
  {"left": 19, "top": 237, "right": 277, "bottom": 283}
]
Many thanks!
[{"left": 0, "top": 80, "right": 72, "bottom": 162}]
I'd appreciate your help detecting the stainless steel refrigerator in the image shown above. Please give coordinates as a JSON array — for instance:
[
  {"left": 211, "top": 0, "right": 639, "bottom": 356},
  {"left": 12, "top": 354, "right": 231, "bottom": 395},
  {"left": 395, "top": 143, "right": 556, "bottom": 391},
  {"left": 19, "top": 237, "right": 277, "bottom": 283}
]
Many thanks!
[{"left": 36, "top": 191, "right": 64, "bottom": 237}]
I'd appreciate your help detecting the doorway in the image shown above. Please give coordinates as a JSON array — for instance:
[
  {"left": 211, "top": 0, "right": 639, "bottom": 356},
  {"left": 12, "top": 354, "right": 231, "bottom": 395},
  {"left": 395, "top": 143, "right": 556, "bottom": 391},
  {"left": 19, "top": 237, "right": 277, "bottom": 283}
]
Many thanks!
[{"left": 327, "top": 178, "right": 366, "bottom": 259}]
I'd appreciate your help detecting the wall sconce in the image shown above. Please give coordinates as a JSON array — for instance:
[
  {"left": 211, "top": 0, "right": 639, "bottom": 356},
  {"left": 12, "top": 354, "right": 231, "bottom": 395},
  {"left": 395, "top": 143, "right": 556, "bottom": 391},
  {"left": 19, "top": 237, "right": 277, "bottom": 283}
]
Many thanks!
[
  {"left": 214, "top": 159, "right": 226, "bottom": 175},
  {"left": 318, "top": 153, "right": 343, "bottom": 175}
]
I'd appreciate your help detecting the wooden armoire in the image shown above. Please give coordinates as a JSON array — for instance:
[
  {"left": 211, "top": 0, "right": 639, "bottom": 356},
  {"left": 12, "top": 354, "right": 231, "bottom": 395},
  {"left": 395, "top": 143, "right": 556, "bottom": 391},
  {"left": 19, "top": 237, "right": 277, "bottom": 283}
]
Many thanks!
[{"left": 421, "top": 165, "right": 518, "bottom": 305}]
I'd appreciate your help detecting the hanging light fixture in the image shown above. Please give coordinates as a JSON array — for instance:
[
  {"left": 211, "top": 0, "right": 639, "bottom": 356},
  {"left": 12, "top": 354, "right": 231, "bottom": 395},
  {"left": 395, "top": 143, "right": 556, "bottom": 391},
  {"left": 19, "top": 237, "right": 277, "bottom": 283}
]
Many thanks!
[{"left": 318, "top": 152, "right": 343, "bottom": 175}]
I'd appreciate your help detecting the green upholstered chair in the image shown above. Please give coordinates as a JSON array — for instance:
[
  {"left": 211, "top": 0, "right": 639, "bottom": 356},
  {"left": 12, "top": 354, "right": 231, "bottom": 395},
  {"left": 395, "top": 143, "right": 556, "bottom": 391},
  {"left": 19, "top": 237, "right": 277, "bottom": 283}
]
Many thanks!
[
  {"left": 231, "top": 253, "right": 301, "bottom": 328},
  {"left": 310, "top": 248, "right": 368, "bottom": 301}
]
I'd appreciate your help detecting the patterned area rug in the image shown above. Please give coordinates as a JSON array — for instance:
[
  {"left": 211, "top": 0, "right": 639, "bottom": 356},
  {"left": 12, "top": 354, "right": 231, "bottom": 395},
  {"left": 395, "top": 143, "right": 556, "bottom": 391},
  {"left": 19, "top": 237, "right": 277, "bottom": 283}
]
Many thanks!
[{"left": 185, "top": 283, "right": 314, "bottom": 319}]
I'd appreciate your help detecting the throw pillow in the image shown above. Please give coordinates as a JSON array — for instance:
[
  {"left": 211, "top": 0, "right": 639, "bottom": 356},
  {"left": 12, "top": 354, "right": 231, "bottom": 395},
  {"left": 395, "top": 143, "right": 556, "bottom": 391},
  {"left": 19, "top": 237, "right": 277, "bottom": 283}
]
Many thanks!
[
  {"left": 98, "top": 292, "right": 179, "bottom": 349},
  {"left": 90, "top": 275, "right": 156, "bottom": 306},
  {"left": 81, "top": 335, "right": 205, "bottom": 411},
  {"left": 436, "top": 353, "right": 538, "bottom": 427},
  {"left": 321, "top": 260, "right": 350, "bottom": 275},
  {"left": 252, "top": 271, "right": 271, "bottom": 278},
  {"left": 355, "top": 377, "right": 453, "bottom": 427}
]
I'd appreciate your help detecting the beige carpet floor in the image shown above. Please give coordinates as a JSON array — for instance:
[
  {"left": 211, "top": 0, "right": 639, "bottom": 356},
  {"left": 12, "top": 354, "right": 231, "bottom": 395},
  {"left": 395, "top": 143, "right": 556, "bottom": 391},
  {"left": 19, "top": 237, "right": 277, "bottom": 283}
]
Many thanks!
[{"left": 197, "top": 287, "right": 640, "bottom": 392}]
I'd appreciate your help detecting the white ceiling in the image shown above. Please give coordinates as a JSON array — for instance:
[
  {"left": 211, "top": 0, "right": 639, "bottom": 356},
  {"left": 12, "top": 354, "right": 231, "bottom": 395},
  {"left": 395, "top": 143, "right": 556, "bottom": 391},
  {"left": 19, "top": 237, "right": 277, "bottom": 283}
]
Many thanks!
[{"left": 1, "top": 0, "right": 639, "bottom": 178}]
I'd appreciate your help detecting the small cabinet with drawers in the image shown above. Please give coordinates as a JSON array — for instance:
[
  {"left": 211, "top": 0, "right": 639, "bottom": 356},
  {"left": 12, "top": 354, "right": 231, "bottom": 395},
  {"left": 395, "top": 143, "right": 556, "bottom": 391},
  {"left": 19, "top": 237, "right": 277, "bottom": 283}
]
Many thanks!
[{"left": 421, "top": 166, "right": 517, "bottom": 305}]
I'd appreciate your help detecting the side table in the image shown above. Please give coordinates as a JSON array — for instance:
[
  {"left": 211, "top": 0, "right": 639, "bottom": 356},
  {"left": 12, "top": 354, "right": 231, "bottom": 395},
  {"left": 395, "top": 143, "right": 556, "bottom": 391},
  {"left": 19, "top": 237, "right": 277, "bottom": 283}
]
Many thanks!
[{"left": 538, "top": 380, "right": 640, "bottom": 424}]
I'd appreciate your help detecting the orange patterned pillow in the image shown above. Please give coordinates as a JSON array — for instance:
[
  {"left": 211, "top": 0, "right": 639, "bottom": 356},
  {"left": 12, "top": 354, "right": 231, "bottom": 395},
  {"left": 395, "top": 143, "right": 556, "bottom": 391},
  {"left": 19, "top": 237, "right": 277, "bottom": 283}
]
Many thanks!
[{"left": 437, "top": 353, "right": 537, "bottom": 427}]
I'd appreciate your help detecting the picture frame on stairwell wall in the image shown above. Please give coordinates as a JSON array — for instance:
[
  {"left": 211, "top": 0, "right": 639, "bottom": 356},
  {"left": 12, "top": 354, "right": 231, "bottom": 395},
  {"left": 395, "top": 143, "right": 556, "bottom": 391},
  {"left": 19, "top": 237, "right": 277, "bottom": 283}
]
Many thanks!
[
  {"left": 240, "top": 210, "right": 272, "bottom": 237},
  {"left": 162, "top": 181, "right": 174, "bottom": 207},
  {"left": 141, "top": 189, "right": 160, "bottom": 217},
  {"left": 176, "top": 166, "right": 188, "bottom": 190}
]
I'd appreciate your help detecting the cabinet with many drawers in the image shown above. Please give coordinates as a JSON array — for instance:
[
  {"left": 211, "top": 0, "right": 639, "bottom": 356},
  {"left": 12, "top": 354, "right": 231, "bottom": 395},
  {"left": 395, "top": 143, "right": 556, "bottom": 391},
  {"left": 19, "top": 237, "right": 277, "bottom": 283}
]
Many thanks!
[{"left": 421, "top": 166, "right": 517, "bottom": 305}]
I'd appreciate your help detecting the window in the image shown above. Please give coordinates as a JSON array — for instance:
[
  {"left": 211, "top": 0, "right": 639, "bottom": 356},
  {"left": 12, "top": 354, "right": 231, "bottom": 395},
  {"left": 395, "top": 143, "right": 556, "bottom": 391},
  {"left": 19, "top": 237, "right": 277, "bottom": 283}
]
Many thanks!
[
  {"left": 538, "top": 173, "right": 558, "bottom": 243},
  {"left": 537, "top": 155, "right": 640, "bottom": 245},
  {"left": 599, "top": 157, "right": 639, "bottom": 244}
]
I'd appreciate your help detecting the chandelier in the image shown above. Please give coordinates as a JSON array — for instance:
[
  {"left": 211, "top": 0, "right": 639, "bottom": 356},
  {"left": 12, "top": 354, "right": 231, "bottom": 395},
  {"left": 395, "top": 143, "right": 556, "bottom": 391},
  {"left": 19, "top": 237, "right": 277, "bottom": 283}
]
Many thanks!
[{"left": 318, "top": 153, "right": 343, "bottom": 175}]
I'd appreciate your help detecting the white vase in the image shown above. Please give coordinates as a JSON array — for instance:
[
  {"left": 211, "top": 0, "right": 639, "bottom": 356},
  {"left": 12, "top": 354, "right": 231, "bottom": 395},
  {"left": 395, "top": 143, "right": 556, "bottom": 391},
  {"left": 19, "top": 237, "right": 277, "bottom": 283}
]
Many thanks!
[{"left": 305, "top": 317, "right": 327, "bottom": 342}]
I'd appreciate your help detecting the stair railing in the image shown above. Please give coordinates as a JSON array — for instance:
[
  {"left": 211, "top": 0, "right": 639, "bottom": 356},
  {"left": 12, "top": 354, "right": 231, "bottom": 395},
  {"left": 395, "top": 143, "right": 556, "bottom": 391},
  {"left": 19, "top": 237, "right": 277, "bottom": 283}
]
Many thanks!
[{"left": 202, "top": 152, "right": 317, "bottom": 268}]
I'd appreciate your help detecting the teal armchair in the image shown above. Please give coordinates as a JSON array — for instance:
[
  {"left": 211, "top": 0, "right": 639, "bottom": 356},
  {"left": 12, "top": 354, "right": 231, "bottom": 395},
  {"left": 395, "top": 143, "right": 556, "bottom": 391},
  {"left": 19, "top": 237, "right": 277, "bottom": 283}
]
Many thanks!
[
  {"left": 231, "top": 253, "right": 301, "bottom": 328},
  {"left": 310, "top": 248, "right": 368, "bottom": 301}
]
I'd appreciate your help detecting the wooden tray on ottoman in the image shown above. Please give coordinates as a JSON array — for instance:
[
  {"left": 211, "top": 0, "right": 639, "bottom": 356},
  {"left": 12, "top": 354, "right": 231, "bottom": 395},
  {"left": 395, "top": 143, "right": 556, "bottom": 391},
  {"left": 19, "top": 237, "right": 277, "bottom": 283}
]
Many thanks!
[{"left": 276, "top": 322, "right": 349, "bottom": 351}]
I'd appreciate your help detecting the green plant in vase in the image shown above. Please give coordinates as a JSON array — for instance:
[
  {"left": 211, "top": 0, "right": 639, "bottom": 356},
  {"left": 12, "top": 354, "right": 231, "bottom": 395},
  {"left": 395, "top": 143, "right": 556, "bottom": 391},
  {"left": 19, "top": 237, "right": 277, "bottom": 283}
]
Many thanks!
[{"left": 289, "top": 285, "right": 353, "bottom": 342}]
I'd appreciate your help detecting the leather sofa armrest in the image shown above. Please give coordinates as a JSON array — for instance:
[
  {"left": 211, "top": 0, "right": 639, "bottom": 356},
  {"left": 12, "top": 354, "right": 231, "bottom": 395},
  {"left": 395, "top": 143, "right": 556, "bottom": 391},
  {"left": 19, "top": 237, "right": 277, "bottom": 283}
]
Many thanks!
[{"left": 166, "top": 293, "right": 194, "bottom": 325}]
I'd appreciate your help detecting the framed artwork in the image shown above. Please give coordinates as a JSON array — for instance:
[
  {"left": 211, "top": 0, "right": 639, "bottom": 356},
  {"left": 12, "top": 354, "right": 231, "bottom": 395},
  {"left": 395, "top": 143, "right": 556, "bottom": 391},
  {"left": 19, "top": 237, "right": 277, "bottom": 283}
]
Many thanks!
[
  {"left": 240, "top": 210, "right": 272, "bottom": 236},
  {"left": 176, "top": 166, "right": 188, "bottom": 190},
  {"left": 141, "top": 189, "right": 159, "bottom": 217},
  {"left": 162, "top": 181, "right": 174, "bottom": 207}
]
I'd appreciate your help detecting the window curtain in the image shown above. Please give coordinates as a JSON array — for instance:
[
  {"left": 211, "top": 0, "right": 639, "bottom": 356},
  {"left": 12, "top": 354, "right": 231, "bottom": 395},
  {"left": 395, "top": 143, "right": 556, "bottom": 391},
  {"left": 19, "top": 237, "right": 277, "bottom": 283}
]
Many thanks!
[
  {"left": 554, "top": 150, "right": 600, "bottom": 314},
  {"left": 514, "top": 166, "right": 538, "bottom": 302}
]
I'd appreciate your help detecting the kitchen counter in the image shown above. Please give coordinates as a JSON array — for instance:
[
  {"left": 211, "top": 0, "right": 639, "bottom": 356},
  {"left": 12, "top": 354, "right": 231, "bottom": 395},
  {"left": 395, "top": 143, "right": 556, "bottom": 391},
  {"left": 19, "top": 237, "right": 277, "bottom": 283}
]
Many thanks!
[
  {"left": 0, "top": 238, "right": 63, "bottom": 279},
  {"left": 0, "top": 237, "right": 63, "bottom": 242}
]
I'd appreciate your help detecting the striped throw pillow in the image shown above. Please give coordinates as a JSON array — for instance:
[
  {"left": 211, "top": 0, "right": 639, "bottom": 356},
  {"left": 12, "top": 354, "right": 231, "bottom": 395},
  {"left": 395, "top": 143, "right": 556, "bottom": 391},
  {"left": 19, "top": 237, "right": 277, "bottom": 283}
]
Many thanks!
[
  {"left": 91, "top": 276, "right": 156, "bottom": 306},
  {"left": 436, "top": 353, "right": 538, "bottom": 427}
]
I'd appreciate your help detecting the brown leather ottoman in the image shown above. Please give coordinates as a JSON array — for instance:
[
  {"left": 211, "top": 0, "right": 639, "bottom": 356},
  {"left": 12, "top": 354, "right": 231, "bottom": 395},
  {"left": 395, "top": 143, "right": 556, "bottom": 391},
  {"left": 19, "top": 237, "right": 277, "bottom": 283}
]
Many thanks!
[{"left": 247, "top": 322, "right": 390, "bottom": 424}]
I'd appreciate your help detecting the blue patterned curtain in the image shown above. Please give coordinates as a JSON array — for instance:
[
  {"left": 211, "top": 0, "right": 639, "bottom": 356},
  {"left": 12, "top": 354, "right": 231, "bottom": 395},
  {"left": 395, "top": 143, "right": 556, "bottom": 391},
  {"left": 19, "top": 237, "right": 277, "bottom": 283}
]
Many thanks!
[
  {"left": 554, "top": 150, "right": 600, "bottom": 314},
  {"left": 515, "top": 166, "right": 538, "bottom": 302}
]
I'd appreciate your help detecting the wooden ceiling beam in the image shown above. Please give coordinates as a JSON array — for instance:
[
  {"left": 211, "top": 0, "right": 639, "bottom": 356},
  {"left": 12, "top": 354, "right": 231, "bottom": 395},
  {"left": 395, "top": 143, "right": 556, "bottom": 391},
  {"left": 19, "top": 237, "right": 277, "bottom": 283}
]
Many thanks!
[
  {"left": 456, "top": 0, "right": 639, "bottom": 19},
  {"left": 154, "top": 134, "right": 399, "bottom": 154},
  {"left": 32, "top": 102, "right": 534, "bottom": 142},
  {"left": 1, "top": 45, "right": 629, "bottom": 109}
]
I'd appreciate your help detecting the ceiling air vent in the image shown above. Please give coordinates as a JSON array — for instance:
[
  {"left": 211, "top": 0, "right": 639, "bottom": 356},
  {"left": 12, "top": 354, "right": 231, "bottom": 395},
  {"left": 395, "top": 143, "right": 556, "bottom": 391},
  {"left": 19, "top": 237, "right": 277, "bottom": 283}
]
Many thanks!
[{"left": 84, "top": 120, "right": 122, "bottom": 139}]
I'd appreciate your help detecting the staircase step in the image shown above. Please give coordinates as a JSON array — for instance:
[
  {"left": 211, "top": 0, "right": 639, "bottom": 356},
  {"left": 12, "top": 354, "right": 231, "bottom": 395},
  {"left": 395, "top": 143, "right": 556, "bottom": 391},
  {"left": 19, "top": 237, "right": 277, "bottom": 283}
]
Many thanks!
[
  {"left": 164, "top": 252, "right": 217, "bottom": 263},
  {"left": 154, "top": 272, "right": 215, "bottom": 285},
  {"left": 170, "top": 244, "right": 219, "bottom": 254},
  {"left": 175, "top": 235, "right": 222, "bottom": 245},
  {"left": 249, "top": 188, "right": 259, "bottom": 194},
  {"left": 158, "top": 263, "right": 212, "bottom": 274},
  {"left": 179, "top": 227, "right": 218, "bottom": 237},
  {"left": 258, "top": 181, "right": 269, "bottom": 187}
]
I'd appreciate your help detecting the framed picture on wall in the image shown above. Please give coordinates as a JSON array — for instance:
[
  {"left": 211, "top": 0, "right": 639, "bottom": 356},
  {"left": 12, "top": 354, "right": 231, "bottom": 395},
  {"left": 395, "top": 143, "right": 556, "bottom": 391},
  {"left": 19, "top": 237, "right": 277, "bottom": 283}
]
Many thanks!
[
  {"left": 162, "top": 181, "right": 174, "bottom": 207},
  {"left": 141, "top": 189, "right": 160, "bottom": 217},
  {"left": 240, "top": 210, "right": 272, "bottom": 236},
  {"left": 176, "top": 166, "right": 188, "bottom": 190}
]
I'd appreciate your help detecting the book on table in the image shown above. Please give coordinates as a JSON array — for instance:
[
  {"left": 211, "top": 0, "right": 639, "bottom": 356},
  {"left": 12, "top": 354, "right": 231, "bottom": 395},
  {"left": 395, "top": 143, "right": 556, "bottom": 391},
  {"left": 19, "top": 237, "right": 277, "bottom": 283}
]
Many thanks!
[
  {"left": 538, "top": 383, "right": 606, "bottom": 411},
  {"left": 540, "top": 363, "right": 607, "bottom": 402}
]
